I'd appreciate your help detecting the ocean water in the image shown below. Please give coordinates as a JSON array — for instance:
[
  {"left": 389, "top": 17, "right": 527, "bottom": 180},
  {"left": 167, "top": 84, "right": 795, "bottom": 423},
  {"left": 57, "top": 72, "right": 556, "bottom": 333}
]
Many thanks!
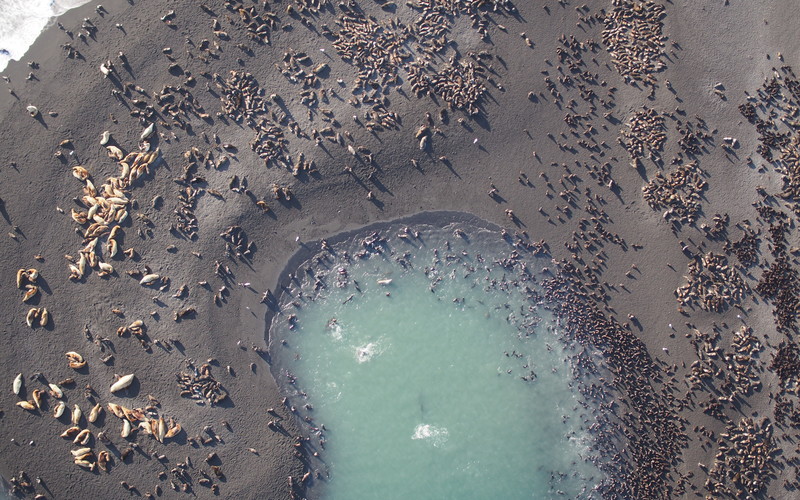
[
  {"left": 0, "top": 0, "right": 90, "bottom": 72},
  {"left": 270, "top": 218, "right": 603, "bottom": 499}
]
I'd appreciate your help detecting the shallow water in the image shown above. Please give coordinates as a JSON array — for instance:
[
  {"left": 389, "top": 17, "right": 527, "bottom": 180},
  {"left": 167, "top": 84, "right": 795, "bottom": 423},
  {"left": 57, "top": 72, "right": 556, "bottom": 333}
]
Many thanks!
[{"left": 271, "top": 218, "right": 602, "bottom": 499}]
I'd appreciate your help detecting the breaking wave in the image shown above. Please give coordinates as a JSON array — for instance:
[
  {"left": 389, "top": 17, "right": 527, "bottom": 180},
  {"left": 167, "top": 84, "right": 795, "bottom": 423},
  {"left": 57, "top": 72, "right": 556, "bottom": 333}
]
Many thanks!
[{"left": 0, "top": 0, "right": 91, "bottom": 72}]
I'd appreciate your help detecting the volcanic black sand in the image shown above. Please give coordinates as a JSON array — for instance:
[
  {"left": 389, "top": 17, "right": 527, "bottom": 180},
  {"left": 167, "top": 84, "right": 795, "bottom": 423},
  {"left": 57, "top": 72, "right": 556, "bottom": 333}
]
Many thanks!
[{"left": 2, "top": 0, "right": 800, "bottom": 498}]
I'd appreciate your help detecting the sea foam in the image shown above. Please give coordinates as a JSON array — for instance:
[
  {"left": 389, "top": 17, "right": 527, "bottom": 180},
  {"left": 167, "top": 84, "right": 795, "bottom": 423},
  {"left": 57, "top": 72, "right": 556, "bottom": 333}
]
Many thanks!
[
  {"left": 0, "top": 0, "right": 90, "bottom": 72},
  {"left": 412, "top": 424, "right": 449, "bottom": 447}
]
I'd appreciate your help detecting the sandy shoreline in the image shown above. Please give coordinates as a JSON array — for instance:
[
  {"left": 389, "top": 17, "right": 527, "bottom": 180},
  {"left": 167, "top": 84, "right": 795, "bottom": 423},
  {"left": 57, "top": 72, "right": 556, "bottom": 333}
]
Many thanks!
[{"left": 3, "top": 0, "right": 800, "bottom": 498}]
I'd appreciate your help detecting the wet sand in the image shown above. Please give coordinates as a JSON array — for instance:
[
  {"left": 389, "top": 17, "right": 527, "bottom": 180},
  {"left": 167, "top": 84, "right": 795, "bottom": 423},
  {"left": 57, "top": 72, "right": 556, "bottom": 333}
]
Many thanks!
[{"left": 2, "top": 0, "right": 800, "bottom": 498}]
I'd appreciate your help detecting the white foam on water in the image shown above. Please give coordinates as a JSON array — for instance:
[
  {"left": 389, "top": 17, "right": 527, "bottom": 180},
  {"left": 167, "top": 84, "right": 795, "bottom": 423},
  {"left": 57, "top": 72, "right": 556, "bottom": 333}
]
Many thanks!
[
  {"left": 327, "top": 319, "right": 344, "bottom": 340},
  {"left": 273, "top": 220, "right": 605, "bottom": 499},
  {"left": 354, "top": 341, "right": 383, "bottom": 363},
  {"left": 0, "top": 0, "right": 91, "bottom": 72},
  {"left": 412, "top": 423, "right": 449, "bottom": 447}
]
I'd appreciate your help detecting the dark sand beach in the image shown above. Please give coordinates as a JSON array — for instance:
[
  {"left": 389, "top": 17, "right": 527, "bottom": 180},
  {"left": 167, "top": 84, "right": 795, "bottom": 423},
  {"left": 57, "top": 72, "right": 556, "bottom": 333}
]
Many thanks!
[{"left": 2, "top": 0, "right": 800, "bottom": 498}]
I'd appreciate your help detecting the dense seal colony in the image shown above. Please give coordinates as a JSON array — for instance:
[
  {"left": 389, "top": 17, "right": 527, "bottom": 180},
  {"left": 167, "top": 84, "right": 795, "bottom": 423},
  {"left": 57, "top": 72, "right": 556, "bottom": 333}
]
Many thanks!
[{"left": 3, "top": 0, "right": 800, "bottom": 499}]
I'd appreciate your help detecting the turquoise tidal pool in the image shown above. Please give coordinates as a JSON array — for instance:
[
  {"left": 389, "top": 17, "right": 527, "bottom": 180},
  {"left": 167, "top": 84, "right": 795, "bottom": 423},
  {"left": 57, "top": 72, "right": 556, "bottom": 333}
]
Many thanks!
[{"left": 270, "top": 216, "right": 602, "bottom": 499}]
